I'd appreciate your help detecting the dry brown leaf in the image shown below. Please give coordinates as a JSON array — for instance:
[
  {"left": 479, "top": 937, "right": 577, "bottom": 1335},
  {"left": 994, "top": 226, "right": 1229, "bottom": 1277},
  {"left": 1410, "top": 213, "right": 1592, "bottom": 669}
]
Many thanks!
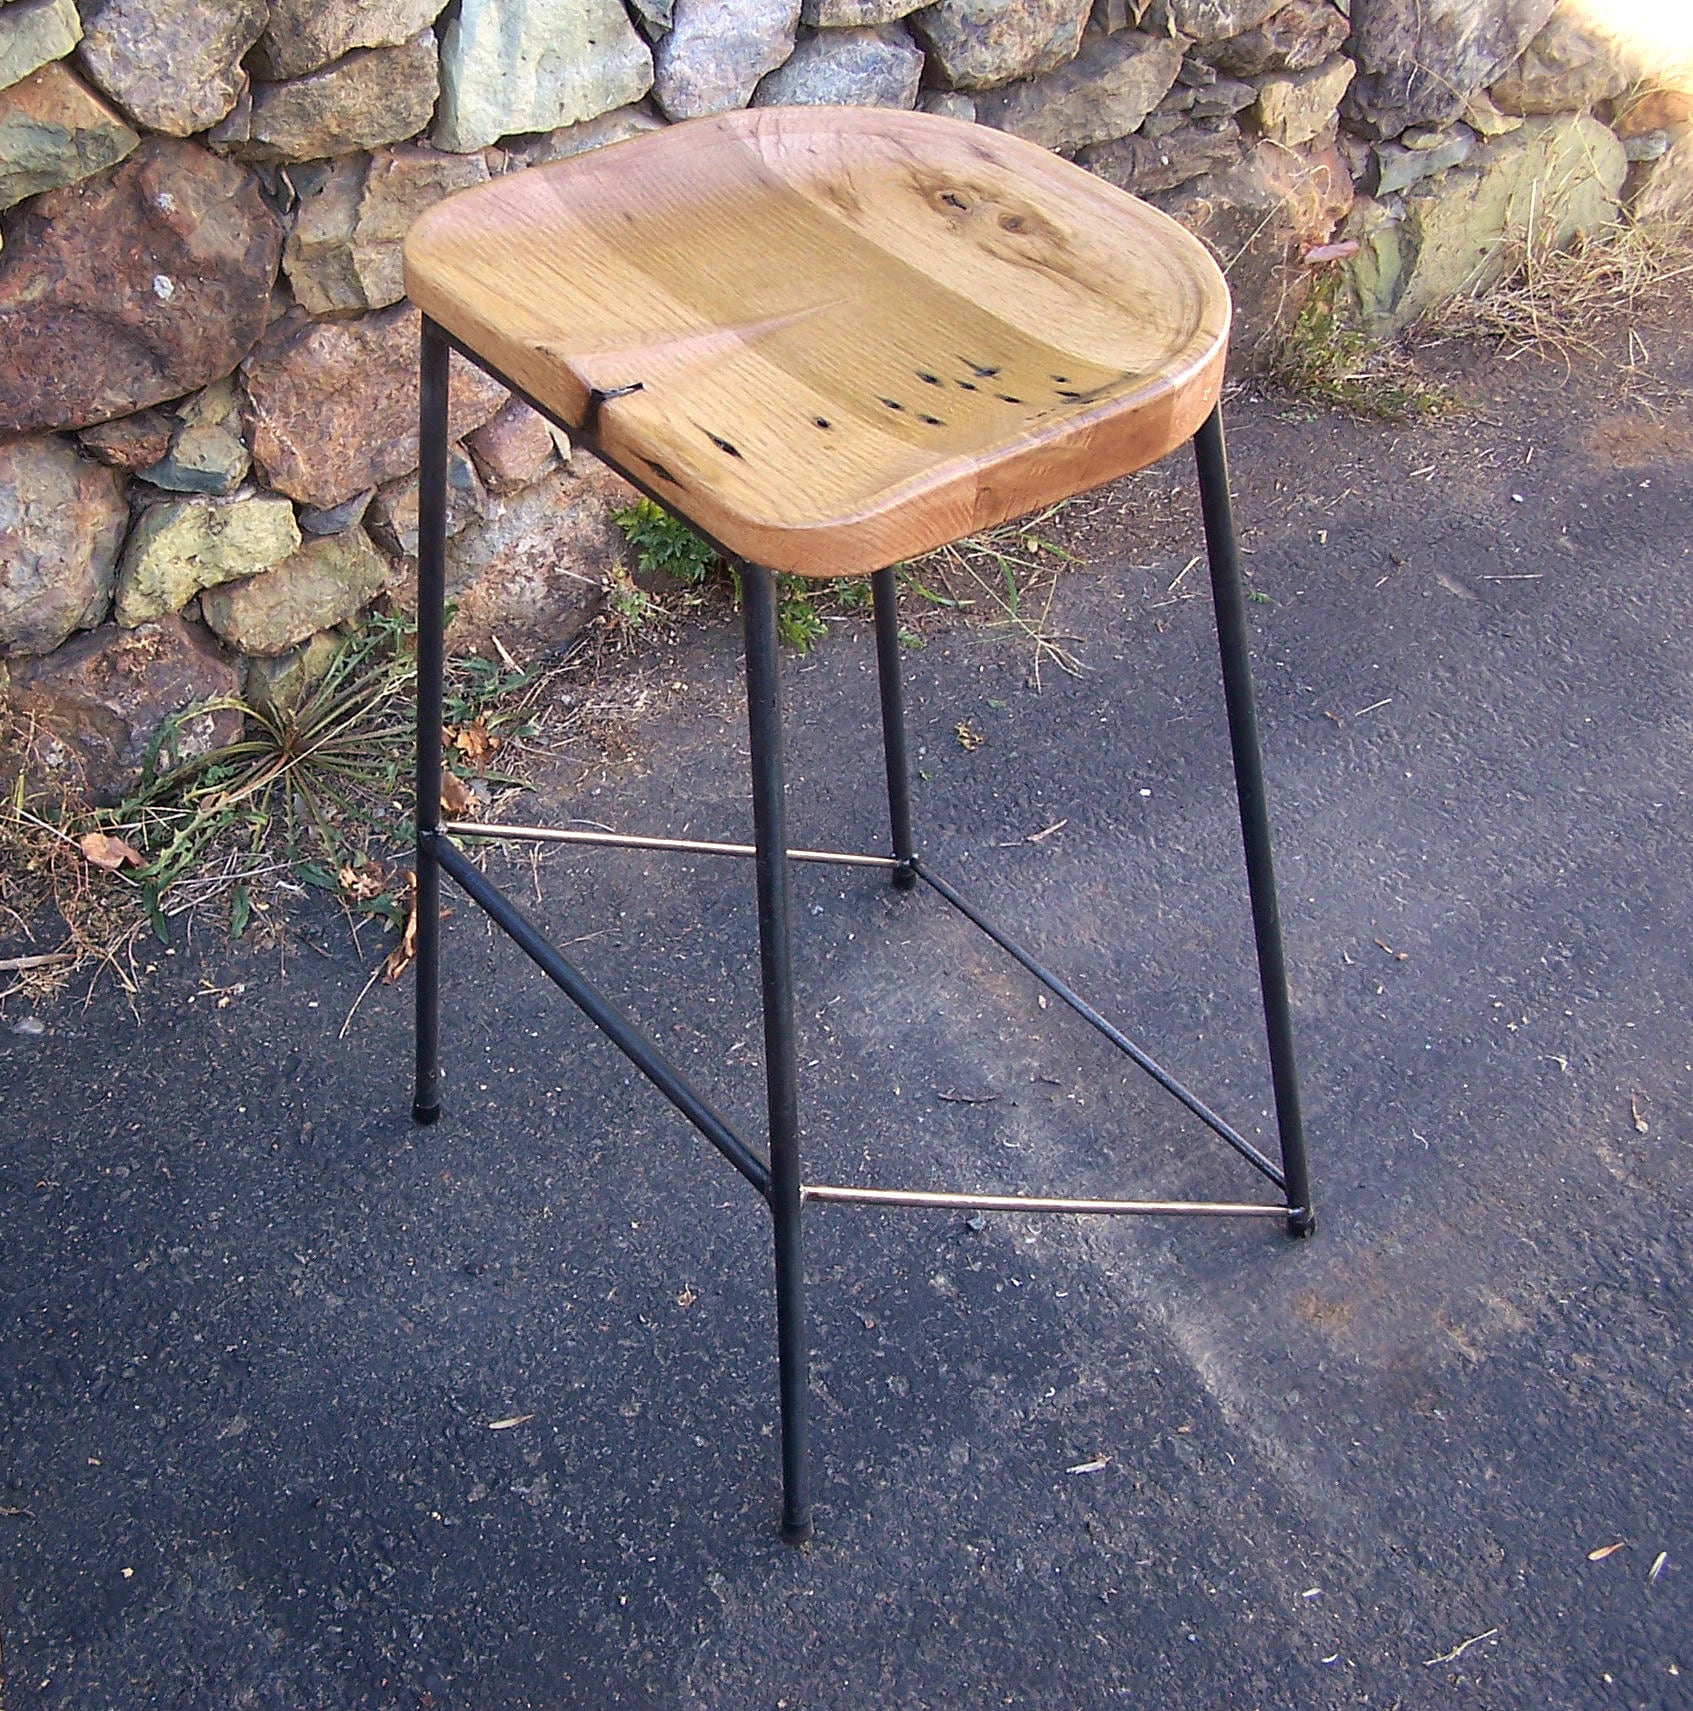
[
  {"left": 337, "top": 860, "right": 388, "bottom": 903},
  {"left": 440, "top": 769, "right": 472, "bottom": 816},
  {"left": 954, "top": 721, "right": 985, "bottom": 752},
  {"left": 1588, "top": 1541, "right": 1627, "bottom": 1561},
  {"left": 450, "top": 720, "right": 499, "bottom": 764},
  {"left": 382, "top": 870, "right": 420, "bottom": 984},
  {"left": 79, "top": 831, "right": 143, "bottom": 871}
]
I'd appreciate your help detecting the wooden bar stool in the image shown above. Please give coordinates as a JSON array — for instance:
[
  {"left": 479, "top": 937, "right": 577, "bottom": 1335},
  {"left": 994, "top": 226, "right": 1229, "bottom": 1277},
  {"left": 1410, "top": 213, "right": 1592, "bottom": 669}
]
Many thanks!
[{"left": 403, "top": 108, "right": 1314, "bottom": 1544}]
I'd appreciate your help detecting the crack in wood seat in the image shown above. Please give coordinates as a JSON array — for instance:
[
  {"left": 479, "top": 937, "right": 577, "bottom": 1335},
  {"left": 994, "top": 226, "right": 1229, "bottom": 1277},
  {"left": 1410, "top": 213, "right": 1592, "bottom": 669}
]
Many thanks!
[{"left": 404, "top": 107, "right": 1231, "bottom": 579}]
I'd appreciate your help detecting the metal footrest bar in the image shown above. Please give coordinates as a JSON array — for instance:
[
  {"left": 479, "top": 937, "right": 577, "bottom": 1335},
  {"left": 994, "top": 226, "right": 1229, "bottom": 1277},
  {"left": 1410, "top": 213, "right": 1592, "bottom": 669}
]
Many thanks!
[
  {"left": 427, "top": 830, "right": 772, "bottom": 1196},
  {"left": 914, "top": 860, "right": 1287, "bottom": 1191},
  {"left": 432, "top": 815, "right": 1286, "bottom": 1221},
  {"left": 441, "top": 819, "right": 899, "bottom": 869},
  {"left": 803, "top": 1184, "right": 1285, "bottom": 1217}
]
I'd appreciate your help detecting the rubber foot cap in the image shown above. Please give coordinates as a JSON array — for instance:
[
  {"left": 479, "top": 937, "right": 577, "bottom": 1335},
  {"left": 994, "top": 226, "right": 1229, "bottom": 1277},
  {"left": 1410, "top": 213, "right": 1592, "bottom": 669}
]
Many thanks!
[
  {"left": 781, "top": 1515, "right": 814, "bottom": 1546},
  {"left": 412, "top": 1101, "right": 441, "bottom": 1127},
  {"left": 1288, "top": 1207, "right": 1316, "bottom": 1238}
]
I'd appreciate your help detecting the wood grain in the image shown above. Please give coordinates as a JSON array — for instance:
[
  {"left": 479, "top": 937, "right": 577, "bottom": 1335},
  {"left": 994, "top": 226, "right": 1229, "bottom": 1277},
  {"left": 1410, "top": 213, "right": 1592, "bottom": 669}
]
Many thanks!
[{"left": 405, "top": 107, "right": 1230, "bottom": 578}]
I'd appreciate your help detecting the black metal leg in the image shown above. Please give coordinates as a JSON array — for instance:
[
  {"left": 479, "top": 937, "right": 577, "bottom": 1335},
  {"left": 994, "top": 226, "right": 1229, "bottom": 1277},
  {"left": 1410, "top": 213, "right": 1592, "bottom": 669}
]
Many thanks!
[
  {"left": 742, "top": 563, "right": 812, "bottom": 1542},
  {"left": 1194, "top": 405, "right": 1314, "bottom": 1236},
  {"left": 870, "top": 566, "right": 917, "bottom": 890},
  {"left": 412, "top": 316, "right": 449, "bottom": 1126}
]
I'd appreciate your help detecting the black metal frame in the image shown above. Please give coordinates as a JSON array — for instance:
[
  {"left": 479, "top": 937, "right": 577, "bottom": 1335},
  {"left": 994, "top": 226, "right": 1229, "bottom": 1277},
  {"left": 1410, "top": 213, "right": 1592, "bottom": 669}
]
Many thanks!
[{"left": 411, "top": 316, "right": 1313, "bottom": 1544}]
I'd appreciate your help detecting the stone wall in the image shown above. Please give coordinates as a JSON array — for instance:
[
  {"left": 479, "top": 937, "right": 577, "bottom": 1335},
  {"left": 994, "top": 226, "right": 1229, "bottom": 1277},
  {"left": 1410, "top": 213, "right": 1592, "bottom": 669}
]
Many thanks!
[{"left": 0, "top": 0, "right": 1687, "bottom": 798}]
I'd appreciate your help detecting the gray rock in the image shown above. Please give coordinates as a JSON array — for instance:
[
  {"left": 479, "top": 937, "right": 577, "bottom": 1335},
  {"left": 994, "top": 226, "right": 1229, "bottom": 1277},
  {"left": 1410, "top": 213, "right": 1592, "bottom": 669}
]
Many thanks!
[
  {"left": 1624, "top": 129, "right": 1671, "bottom": 165},
  {"left": 803, "top": 0, "right": 923, "bottom": 22},
  {"left": 1461, "top": 88, "right": 1524, "bottom": 137},
  {"left": 1248, "top": 50, "right": 1353, "bottom": 147},
  {"left": 0, "top": 61, "right": 137, "bottom": 211},
  {"left": 1141, "top": 109, "right": 1185, "bottom": 138},
  {"left": 299, "top": 490, "right": 375, "bottom": 536},
  {"left": 909, "top": 0, "right": 1092, "bottom": 91},
  {"left": 76, "top": 0, "right": 265, "bottom": 137},
  {"left": 753, "top": 24, "right": 923, "bottom": 106},
  {"left": 1141, "top": 0, "right": 1281, "bottom": 42},
  {"left": 435, "top": 0, "right": 653, "bottom": 153},
  {"left": 0, "top": 0, "right": 82, "bottom": 93},
  {"left": 1187, "top": 73, "right": 1253, "bottom": 118},
  {"left": 1402, "top": 123, "right": 1467, "bottom": 153},
  {"left": 240, "top": 32, "right": 440, "bottom": 163},
  {"left": 140, "top": 379, "right": 250, "bottom": 496},
  {"left": 1077, "top": 114, "right": 1241, "bottom": 194},
  {"left": 242, "top": 304, "right": 509, "bottom": 511},
  {"left": 200, "top": 526, "right": 388, "bottom": 656},
  {"left": 0, "top": 433, "right": 129, "bottom": 656},
  {"left": 0, "top": 139, "right": 282, "bottom": 437},
  {"left": 498, "top": 103, "right": 664, "bottom": 171},
  {"left": 285, "top": 146, "right": 490, "bottom": 316},
  {"left": 655, "top": 0, "right": 802, "bottom": 119},
  {"left": 369, "top": 446, "right": 491, "bottom": 558},
  {"left": 917, "top": 88, "right": 975, "bottom": 121},
  {"left": 1634, "top": 129, "right": 1693, "bottom": 222},
  {"left": 626, "top": 0, "right": 673, "bottom": 35},
  {"left": 1371, "top": 125, "right": 1474, "bottom": 196},
  {"left": 1489, "top": 3, "right": 1630, "bottom": 116},
  {"left": 115, "top": 492, "right": 301, "bottom": 627},
  {"left": 243, "top": 629, "right": 344, "bottom": 717},
  {"left": 975, "top": 28, "right": 1184, "bottom": 150},
  {"left": 1346, "top": 113, "right": 1625, "bottom": 331},
  {"left": 280, "top": 157, "right": 365, "bottom": 314},
  {"left": 3, "top": 614, "right": 242, "bottom": 803},
  {"left": 255, "top": 0, "right": 445, "bottom": 82},
  {"left": 435, "top": 459, "right": 629, "bottom": 659},
  {"left": 1335, "top": 125, "right": 1372, "bottom": 186},
  {"left": 205, "top": 80, "right": 252, "bottom": 153},
  {"left": 1090, "top": 0, "right": 1151, "bottom": 31},
  {"left": 1201, "top": 0, "right": 1347, "bottom": 77},
  {"left": 1348, "top": 0, "right": 1556, "bottom": 138}
]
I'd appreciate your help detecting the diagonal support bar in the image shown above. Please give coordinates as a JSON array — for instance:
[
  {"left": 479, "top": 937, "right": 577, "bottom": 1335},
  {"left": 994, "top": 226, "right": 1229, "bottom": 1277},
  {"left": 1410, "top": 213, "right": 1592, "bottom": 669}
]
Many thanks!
[
  {"left": 427, "top": 831, "right": 771, "bottom": 1197},
  {"left": 914, "top": 861, "right": 1287, "bottom": 1190}
]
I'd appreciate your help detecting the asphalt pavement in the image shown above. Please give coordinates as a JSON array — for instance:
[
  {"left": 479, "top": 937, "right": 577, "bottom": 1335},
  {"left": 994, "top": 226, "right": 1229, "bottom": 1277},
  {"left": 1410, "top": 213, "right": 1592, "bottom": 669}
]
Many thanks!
[{"left": 3, "top": 339, "right": 1690, "bottom": 1709}]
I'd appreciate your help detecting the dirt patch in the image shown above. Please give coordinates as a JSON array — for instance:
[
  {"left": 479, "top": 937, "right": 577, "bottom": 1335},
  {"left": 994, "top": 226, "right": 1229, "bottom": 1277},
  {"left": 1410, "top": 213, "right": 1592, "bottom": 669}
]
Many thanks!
[{"left": 1583, "top": 409, "right": 1693, "bottom": 466}]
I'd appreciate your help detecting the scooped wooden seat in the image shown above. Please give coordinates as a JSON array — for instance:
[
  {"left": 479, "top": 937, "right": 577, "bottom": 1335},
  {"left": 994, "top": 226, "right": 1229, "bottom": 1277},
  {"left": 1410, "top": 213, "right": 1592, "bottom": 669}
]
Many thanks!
[{"left": 403, "top": 106, "right": 1230, "bottom": 579}]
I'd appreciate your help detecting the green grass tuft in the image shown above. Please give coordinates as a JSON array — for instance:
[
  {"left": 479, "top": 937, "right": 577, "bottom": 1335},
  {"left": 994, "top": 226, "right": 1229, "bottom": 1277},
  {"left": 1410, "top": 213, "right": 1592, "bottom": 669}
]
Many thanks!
[
  {"left": 610, "top": 498, "right": 836, "bottom": 654},
  {"left": 1272, "top": 274, "right": 1454, "bottom": 423}
]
